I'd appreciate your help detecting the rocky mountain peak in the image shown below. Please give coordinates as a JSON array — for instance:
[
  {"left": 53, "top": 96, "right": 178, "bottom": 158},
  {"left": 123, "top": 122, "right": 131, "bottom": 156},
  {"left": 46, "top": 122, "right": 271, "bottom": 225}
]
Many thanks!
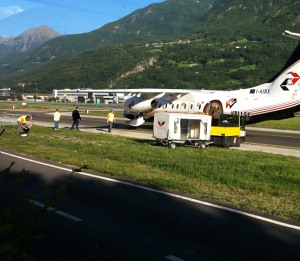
[{"left": 0, "top": 25, "right": 61, "bottom": 54}]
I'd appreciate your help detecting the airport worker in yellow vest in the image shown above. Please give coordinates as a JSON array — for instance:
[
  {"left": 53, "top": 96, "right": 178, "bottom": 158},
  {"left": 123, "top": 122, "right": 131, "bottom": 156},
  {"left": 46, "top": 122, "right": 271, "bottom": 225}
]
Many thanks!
[
  {"left": 17, "top": 115, "right": 32, "bottom": 136},
  {"left": 106, "top": 110, "right": 115, "bottom": 133}
]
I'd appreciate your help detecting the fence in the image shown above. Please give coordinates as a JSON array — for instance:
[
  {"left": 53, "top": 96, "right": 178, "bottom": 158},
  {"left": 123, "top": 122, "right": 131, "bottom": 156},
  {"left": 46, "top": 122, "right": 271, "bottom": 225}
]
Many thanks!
[{"left": 0, "top": 114, "right": 21, "bottom": 129}]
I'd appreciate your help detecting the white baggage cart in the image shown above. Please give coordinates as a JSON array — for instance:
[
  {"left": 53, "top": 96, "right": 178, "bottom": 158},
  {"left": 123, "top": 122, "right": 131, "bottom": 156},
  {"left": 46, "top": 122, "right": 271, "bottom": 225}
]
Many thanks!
[{"left": 153, "top": 112, "right": 213, "bottom": 149}]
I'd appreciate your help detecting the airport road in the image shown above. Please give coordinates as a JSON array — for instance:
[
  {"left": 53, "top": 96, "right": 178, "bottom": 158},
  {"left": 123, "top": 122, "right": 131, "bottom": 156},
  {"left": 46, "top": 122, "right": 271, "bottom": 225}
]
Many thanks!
[
  {"left": 245, "top": 128, "right": 300, "bottom": 148},
  {"left": 29, "top": 111, "right": 300, "bottom": 150},
  {"left": 1, "top": 151, "right": 300, "bottom": 260}
]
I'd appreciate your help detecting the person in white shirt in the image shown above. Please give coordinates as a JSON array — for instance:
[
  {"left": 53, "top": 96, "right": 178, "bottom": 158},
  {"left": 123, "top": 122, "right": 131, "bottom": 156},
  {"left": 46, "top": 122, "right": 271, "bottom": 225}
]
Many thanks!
[{"left": 53, "top": 109, "right": 61, "bottom": 130}]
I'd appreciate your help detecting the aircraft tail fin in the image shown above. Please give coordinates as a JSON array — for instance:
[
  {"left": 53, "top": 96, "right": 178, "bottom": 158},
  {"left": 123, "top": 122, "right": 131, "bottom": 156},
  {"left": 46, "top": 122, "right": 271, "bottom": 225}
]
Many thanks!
[
  {"left": 266, "top": 31, "right": 300, "bottom": 98},
  {"left": 283, "top": 30, "right": 300, "bottom": 40},
  {"left": 268, "top": 31, "right": 300, "bottom": 83}
]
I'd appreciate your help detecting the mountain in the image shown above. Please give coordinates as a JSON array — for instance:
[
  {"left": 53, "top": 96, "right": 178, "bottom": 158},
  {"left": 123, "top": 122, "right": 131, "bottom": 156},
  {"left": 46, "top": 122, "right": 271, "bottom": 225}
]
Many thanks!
[
  {"left": 1, "top": 0, "right": 300, "bottom": 93},
  {"left": 89, "top": 0, "right": 216, "bottom": 44},
  {"left": 0, "top": 0, "right": 216, "bottom": 78},
  {"left": 39, "top": 0, "right": 216, "bottom": 55},
  {"left": 0, "top": 26, "right": 61, "bottom": 55},
  {"left": 0, "top": 37, "right": 13, "bottom": 44},
  {"left": 189, "top": 0, "right": 300, "bottom": 39}
]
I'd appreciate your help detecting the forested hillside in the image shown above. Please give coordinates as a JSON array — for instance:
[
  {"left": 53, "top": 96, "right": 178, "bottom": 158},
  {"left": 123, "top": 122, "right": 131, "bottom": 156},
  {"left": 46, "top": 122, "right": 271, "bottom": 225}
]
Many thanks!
[
  {"left": 190, "top": 0, "right": 300, "bottom": 39},
  {"left": 1, "top": 0, "right": 300, "bottom": 93},
  {"left": 7, "top": 35, "right": 297, "bottom": 93}
]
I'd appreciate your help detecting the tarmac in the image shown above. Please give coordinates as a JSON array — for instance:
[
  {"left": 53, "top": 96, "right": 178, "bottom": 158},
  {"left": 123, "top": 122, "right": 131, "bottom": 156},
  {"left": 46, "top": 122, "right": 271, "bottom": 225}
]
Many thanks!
[{"left": 33, "top": 117, "right": 300, "bottom": 159}]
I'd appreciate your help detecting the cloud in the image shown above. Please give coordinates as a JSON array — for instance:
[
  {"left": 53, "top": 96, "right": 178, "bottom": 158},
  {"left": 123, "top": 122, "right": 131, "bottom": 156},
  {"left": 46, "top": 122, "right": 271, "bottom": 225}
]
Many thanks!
[{"left": 0, "top": 5, "right": 24, "bottom": 19}]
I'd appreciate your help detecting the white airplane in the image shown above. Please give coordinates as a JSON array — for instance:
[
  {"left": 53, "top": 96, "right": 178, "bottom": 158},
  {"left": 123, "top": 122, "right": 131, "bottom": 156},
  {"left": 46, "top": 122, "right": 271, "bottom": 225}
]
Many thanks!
[{"left": 112, "top": 30, "right": 300, "bottom": 126}]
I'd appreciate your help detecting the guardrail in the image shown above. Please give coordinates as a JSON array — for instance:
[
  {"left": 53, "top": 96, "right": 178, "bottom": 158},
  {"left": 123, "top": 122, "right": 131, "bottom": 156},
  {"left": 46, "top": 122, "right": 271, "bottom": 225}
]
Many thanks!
[{"left": 0, "top": 114, "right": 21, "bottom": 129}]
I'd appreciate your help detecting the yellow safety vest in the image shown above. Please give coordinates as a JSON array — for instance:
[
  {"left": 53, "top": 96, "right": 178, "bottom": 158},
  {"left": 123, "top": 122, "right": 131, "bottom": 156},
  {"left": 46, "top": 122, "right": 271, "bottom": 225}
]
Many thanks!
[
  {"left": 107, "top": 112, "right": 115, "bottom": 122},
  {"left": 18, "top": 115, "right": 27, "bottom": 123},
  {"left": 18, "top": 115, "right": 32, "bottom": 125}
]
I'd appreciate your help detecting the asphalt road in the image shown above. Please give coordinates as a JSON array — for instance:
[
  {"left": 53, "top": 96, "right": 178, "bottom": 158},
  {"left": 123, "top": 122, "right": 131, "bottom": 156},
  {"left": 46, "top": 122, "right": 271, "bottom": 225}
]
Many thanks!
[
  {"left": 29, "top": 111, "right": 300, "bottom": 150},
  {"left": 1, "top": 151, "right": 300, "bottom": 260},
  {"left": 245, "top": 128, "right": 300, "bottom": 148}
]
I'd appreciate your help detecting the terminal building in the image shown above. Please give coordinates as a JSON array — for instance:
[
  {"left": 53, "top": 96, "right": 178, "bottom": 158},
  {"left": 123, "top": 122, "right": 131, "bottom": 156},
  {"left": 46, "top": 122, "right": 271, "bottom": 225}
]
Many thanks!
[
  {"left": 52, "top": 88, "right": 126, "bottom": 104},
  {"left": 0, "top": 88, "right": 17, "bottom": 101}
]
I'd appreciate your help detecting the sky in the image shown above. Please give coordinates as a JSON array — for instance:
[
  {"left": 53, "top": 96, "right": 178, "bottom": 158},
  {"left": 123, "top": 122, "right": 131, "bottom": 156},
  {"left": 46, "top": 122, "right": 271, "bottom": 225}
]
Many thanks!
[{"left": 0, "top": 0, "right": 165, "bottom": 37}]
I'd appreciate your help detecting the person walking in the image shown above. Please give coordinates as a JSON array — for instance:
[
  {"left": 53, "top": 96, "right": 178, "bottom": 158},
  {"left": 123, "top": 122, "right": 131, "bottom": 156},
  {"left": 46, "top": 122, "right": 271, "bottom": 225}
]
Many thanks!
[
  {"left": 17, "top": 115, "right": 32, "bottom": 136},
  {"left": 70, "top": 107, "right": 81, "bottom": 130},
  {"left": 53, "top": 109, "right": 61, "bottom": 130},
  {"left": 106, "top": 109, "right": 115, "bottom": 133}
]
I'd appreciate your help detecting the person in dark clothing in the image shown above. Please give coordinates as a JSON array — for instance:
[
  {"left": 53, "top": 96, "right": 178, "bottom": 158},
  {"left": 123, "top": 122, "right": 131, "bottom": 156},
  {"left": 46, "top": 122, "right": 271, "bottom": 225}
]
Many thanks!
[{"left": 70, "top": 107, "right": 81, "bottom": 130}]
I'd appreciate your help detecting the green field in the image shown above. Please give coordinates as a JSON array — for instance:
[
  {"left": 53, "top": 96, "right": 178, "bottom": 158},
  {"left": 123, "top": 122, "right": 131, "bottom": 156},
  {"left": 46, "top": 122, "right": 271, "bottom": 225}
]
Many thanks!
[
  {"left": 0, "top": 125, "right": 299, "bottom": 222},
  {"left": 249, "top": 116, "right": 300, "bottom": 131},
  {"left": 0, "top": 101, "right": 122, "bottom": 111}
]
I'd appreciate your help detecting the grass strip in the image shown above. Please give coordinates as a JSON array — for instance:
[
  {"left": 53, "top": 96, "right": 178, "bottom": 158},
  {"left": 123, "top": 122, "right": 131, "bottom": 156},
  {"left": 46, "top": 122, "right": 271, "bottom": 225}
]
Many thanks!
[{"left": 249, "top": 117, "right": 300, "bottom": 131}]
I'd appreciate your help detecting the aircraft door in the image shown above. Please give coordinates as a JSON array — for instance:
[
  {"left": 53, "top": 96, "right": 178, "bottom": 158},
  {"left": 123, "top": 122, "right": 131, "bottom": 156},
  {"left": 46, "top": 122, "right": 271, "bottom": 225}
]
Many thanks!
[{"left": 203, "top": 100, "right": 223, "bottom": 119}]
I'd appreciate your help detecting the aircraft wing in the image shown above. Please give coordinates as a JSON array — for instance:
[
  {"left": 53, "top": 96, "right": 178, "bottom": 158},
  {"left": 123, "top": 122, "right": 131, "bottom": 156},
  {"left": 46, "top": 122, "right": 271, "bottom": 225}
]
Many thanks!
[
  {"left": 104, "top": 88, "right": 197, "bottom": 99},
  {"left": 283, "top": 30, "right": 300, "bottom": 41}
]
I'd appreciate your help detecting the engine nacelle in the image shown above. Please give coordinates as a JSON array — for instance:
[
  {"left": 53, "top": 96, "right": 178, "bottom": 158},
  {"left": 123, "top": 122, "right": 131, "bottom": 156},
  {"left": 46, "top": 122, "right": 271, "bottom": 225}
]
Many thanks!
[
  {"left": 149, "top": 98, "right": 169, "bottom": 109},
  {"left": 125, "top": 96, "right": 169, "bottom": 111},
  {"left": 123, "top": 96, "right": 169, "bottom": 126},
  {"left": 124, "top": 96, "right": 156, "bottom": 112}
]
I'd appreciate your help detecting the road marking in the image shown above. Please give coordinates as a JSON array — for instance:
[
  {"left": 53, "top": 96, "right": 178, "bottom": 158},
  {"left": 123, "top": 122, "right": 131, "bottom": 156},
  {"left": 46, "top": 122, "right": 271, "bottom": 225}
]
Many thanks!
[
  {"left": 30, "top": 200, "right": 83, "bottom": 222},
  {"left": 244, "top": 142, "right": 300, "bottom": 150},
  {"left": 248, "top": 132, "right": 300, "bottom": 139},
  {"left": 54, "top": 210, "right": 83, "bottom": 221},
  {"left": 166, "top": 255, "right": 185, "bottom": 261},
  {"left": 1, "top": 150, "right": 300, "bottom": 231}
]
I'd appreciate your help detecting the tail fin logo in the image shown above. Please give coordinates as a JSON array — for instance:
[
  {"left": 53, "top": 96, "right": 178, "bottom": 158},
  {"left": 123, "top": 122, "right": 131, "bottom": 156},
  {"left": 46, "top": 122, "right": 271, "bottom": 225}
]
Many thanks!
[
  {"left": 280, "top": 72, "right": 300, "bottom": 91},
  {"left": 226, "top": 98, "right": 237, "bottom": 109}
]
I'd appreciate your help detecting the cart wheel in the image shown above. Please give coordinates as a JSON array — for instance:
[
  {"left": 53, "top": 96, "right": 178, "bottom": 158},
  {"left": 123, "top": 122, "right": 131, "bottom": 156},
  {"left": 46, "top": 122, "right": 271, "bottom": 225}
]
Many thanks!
[
  {"left": 222, "top": 137, "right": 230, "bottom": 148},
  {"left": 155, "top": 139, "right": 162, "bottom": 146},
  {"left": 168, "top": 143, "right": 176, "bottom": 149},
  {"left": 199, "top": 143, "right": 206, "bottom": 149},
  {"left": 235, "top": 137, "right": 241, "bottom": 147}
]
